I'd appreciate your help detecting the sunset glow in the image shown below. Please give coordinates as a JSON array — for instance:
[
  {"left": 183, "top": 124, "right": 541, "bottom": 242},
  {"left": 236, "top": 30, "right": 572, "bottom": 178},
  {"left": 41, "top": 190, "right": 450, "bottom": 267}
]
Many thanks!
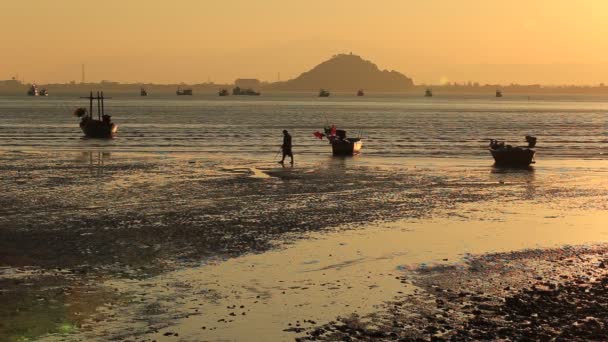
[{"left": 3, "top": 0, "right": 608, "bottom": 84}]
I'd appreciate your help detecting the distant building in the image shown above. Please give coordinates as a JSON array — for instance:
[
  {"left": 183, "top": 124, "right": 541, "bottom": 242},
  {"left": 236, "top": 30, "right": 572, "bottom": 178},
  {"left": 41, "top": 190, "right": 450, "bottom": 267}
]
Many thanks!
[
  {"left": 235, "top": 78, "right": 261, "bottom": 89},
  {"left": 100, "top": 80, "right": 119, "bottom": 85}
]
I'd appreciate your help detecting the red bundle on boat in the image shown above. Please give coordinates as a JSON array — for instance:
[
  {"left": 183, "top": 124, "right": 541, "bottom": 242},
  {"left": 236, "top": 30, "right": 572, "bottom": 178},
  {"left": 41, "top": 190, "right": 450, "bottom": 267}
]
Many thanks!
[{"left": 313, "top": 131, "right": 325, "bottom": 139}]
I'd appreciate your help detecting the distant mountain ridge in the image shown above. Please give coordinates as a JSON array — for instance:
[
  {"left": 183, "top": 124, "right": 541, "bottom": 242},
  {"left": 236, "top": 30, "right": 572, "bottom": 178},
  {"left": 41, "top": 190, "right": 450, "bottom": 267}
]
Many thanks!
[{"left": 267, "top": 53, "right": 414, "bottom": 91}]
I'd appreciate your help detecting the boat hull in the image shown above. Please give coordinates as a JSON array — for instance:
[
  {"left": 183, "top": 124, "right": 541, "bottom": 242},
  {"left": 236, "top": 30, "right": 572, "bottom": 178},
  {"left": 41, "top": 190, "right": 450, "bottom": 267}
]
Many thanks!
[
  {"left": 80, "top": 120, "right": 117, "bottom": 138},
  {"left": 331, "top": 140, "right": 363, "bottom": 156},
  {"left": 490, "top": 148, "right": 535, "bottom": 166}
]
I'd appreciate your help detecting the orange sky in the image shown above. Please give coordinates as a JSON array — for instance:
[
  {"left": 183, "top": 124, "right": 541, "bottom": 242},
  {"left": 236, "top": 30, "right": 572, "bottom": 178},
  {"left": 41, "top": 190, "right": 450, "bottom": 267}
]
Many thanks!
[{"left": 2, "top": 0, "right": 608, "bottom": 84}]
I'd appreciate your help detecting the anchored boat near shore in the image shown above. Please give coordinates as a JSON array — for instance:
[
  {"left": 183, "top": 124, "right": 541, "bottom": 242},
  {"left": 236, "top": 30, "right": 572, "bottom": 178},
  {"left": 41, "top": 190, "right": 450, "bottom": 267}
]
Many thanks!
[
  {"left": 319, "top": 89, "right": 330, "bottom": 97},
  {"left": 489, "top": 136, "right": 537, "bottom": 166},
  {"left": 314, "top": 126, "right": 363, "bottom": 156},
  {"left": 73, "top": 91, "right": 117, "bottom": 138}
]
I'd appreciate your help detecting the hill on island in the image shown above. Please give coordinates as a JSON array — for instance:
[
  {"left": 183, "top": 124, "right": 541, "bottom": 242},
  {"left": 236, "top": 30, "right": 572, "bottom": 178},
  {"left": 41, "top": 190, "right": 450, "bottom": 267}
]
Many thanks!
[{"left": 266, "top": 53, "right": 414, "bottom": 92}]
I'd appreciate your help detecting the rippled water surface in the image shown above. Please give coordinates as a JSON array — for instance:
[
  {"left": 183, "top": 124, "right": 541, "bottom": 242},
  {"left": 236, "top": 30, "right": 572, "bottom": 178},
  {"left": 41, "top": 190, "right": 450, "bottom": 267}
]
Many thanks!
[{"left": 0, "top": 93, "right": 606, "bottom": 158}]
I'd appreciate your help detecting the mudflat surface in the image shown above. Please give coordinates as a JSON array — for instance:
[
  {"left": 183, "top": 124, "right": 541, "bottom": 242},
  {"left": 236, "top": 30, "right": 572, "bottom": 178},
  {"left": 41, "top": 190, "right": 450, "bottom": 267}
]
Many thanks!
[{"left": 0, "top": 151, "right": 606, "bottom": 341}]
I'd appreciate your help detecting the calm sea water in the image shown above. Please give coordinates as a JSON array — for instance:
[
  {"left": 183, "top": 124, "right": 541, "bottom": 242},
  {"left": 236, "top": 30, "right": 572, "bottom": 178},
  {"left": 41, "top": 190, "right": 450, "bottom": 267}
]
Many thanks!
[{"left": 0, "top": 93, "right": 606, "bottom": 159}]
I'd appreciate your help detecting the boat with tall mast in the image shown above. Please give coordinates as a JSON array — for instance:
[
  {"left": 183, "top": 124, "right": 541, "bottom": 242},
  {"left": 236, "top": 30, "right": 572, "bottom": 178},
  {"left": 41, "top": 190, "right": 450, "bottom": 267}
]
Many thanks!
[{"left": 73, "top": 91, "right": 118, "bottom": 138}]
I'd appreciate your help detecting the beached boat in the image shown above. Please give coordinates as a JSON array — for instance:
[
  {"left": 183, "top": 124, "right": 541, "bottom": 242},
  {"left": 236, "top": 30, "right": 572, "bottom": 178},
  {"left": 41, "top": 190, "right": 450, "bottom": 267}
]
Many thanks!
[
  {"left": 74, "top": 91, "right": 118, "bottom": 138},
  {"left": 315, "top": 127, "right": 363, "bottom": 156},
  {"left": 496, "top": 90, "right": 503, "bottom": 97},
  {"left": 489, "top": 136, "right": 536, "bottom": 166},
  {"left": 232, "top": 87, "right": 260, "bottom": 96},
  {"left": 219, "top": 89, "right": 229, "bottom": 96},
  {"left": 319, "top": 89, "right": 330, "bottom": 97},
  {"left": 176, "top": 87, "right": 193, "bottom": 95},
  {"left": 140, "top": 88, "right": 148, "bottom": 96},
  {"left": 357, "top": 89, "right": 364, "bottom": 96},
  {"left": 425, "top": 89, "right": 433, "bottom": 97}
]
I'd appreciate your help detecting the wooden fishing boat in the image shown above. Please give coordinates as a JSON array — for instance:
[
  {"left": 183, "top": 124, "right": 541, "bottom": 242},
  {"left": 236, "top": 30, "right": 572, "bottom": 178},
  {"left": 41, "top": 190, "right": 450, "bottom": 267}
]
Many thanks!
[
  {"left": 425, "top": 89, "right": 433, "bottom": 97},
  {"left": 496, "top": 90, "right": 503, "bottom": 97},
  {"left": 489, "top": 136, "right": 536, "bottom": 166},
  {"left": 74, "top": 91, "right": 117, "bottom": 139},
  {"left": 357, "top": 89, "right": 364, "bottom": 96},
  {"left": 331, "top": 138, "right": 363, "bottom": 156},
  {"left": 317, "top": 127, "right": 363, "bottom": 156},
  {"left": 319, "top": 89, "right": 330, "bottom": 97},
  {"left": 232, "top": 87, "right": 260, "bottom": 96},
  {"left": 140, "top": 87, "right": 148, "bottom": 96},
  {"left": 219, "top": 89, "right": 229, "bottom": 96},
  {"left": 176, "top": 87, "right": 193, "bottom": 95}
]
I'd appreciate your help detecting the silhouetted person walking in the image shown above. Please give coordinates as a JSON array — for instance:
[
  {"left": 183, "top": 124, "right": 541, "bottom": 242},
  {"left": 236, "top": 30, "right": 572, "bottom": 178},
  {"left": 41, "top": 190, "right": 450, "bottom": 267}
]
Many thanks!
[{"left": 279, "top": 130, "right": 293, "bottom": 165}]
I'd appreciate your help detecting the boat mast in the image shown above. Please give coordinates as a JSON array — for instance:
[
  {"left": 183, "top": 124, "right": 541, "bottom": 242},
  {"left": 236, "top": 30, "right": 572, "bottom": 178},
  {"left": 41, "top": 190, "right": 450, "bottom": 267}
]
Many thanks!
[
  {"left": 96, "top": 91, "right": 101, "bottom": 120},
  {"left": 89, "top": 91, "right": 93, "bottom": 119},
  {"left": 101, "top": 91, "right": 105, "bottom": 116}
]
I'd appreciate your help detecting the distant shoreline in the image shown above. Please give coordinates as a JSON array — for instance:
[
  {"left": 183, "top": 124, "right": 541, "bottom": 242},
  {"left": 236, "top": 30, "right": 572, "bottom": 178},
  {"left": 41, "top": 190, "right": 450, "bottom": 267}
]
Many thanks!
[{"left": 2, "top": 84, "right": 608, "bottom": 96}]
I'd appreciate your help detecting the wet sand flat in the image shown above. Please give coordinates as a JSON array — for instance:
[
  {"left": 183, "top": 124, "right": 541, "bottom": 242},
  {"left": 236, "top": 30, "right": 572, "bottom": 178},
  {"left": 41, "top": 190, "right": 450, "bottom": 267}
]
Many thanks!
[{"left": 0, "top": 150, "right": 606, "bottom": 341}]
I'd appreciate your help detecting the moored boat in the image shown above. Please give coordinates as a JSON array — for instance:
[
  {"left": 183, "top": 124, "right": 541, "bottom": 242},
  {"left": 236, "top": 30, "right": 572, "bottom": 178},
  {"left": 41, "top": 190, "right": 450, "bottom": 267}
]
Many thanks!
[
  {"left": 357, "top": 89, "right": 364, "bottom": 96},
  {"left": 27, "top": 84, "right": 39, "bottom": 96},
  {"left": 140, "top": 87, "right": 148, "bottom": 96},
  {"left": 425, "top": 88, "right": 433, "bottom": 97},
  {"left": 489, "top": 136, "right": 537, "bottom": 166},
  {"left": 176, "top": 87, "right": 193, "bottom": 95},
  {"left": 319, "top": 89, "right": 330, "bottom": 97},
  {"left": 74, "top": 91, "right": 118, "bottom": 138},
  {"left": 232, "top": 87, "right": 260, "bottom": 96},
  {"left": 496, "top": 90, "right": 503, "bottom": 97},
  {"left": 219, "top": 89, "right": 229, "bottom": 96},
  {"left": 39, "top": 88, "right": 48, "bottom": 96},
  {"left": 314, "top": 126, "right": 363, "bottom": 156}
]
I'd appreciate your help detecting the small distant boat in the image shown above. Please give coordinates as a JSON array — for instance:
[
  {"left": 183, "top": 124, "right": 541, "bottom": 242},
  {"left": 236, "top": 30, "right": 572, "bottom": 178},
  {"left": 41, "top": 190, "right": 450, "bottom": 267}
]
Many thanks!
[
  {"left": 357, "top": 89, "right": 364, "bottom": 96},
  {"left": 218, "top": 89, "right": 229, "bottom": 96},
  {"left": 489, "top": 136, "right": 537, "bottom": 167},
  {"left": 39, "top": 88, "right": 48, "bottom": 96},
  {"left": 496, "top": 90, "right": 503, "bottom": 98},
  {"left": 425, "top": 89, "right": 433, "bottom": 97},
  {"left": 319, "top": 89, "right": 330, "bottom": 97},
  {"left": 232, "top": 87, "right": 260, "bottom": 96},
  {"left": 27, "top": 84, "right": 39, "bottom": 96},
  {"left": 176, "top": 87, "right": 193, "bottom": 96},
  {"left": 140, "top": 88, "right": 148, "bottom": 96},
  {"left": 74, "top": 91, "right": 118, "bottom": 139}
]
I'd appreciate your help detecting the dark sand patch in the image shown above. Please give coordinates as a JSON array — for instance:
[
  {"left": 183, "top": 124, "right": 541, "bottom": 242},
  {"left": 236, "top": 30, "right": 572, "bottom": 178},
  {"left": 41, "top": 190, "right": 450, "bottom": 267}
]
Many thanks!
[{"left": 302, "top": 245, "right": 608, "bottom": 341}]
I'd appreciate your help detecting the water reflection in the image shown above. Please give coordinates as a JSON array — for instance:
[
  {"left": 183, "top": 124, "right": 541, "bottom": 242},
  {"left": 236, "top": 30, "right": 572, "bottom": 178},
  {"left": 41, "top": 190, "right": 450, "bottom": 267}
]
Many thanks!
[
  {"left": 76, "top": 151, "right": 111, "bottom": 177},
  {"left": 490, "top": 165, "right": 536, "bottom": 198}
]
